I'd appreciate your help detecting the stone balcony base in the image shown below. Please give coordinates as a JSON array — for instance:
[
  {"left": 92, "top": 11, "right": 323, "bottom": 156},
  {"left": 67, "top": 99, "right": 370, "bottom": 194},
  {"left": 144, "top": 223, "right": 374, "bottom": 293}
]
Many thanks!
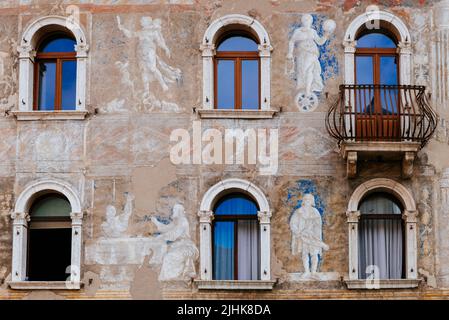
[{"left": 340, "top": 141, "right": 422, "bottom": 179}]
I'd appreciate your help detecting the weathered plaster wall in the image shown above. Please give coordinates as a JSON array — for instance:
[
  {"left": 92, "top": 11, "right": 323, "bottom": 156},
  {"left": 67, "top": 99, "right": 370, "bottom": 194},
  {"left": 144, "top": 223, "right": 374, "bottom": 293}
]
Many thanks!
[{"left": 0, "top": 0, "right": 448, "bottom": 299}]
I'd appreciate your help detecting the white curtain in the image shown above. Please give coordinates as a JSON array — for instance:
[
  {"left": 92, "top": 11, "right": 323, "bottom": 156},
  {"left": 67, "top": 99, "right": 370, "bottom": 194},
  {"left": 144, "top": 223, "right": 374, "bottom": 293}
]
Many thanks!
[
  {"left": 358, "top": 194, "right": 403, "bottom": 279},
  {"left": 237, "top": 220, "right": 260, "bottom": 280}
]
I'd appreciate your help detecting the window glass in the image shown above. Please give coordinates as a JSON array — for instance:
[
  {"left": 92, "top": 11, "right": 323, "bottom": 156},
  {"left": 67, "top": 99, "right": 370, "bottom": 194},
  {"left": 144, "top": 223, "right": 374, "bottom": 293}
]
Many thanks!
[
  {"left": 216, "top": 60, "right": 235, "bottom": 109},
  {"left": 358, "top": 193, "right": 403, "bottom": 280},
  {"left": 217, "top": 36, "right": 258, "bottom": 52},
  {"left": 356, "top": 33, "right": 397, "bottom": 48},
  {"left": 61, "top": 60, "right": 77, "bottom": 110},
  {"left": 213, "top": 221, "right": 234, "bottom": 280},
  {"left": 37, "top": 62, "right": 56, "bottom": 111},
  {"left": 30, "top": 194, "right": 71, "bottom": 218},
  {"left": 214, "top": 193, "right": 259, "bottom": 215},
  {"left": 241, "top": 60, "right": 259, "bottom": 110},
  {"left": 39, "top": 37, "right": 76, "bottom": 53}
]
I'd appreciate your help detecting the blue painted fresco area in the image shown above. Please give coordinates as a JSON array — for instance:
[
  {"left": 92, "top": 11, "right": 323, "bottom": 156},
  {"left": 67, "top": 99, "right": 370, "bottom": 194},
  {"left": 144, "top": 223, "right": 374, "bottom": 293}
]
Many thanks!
[
  {"left": 286, "top": 179, "right": 326, "bottom": 221},
  {"left": 288, "top": 14, "right": 339, "bottom": 84},
  {"left": 286, "top": 179, "right": 326, "bottom": 271}
]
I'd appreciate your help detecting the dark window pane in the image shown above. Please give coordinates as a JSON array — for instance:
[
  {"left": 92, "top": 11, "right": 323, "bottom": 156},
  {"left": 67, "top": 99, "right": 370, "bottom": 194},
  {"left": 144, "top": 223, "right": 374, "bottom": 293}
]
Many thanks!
[
  {"left": 356, "top": 56, "right": 374, "bottom": 85},
  {"left": 355, "top": 56, "right": 374, "bottom": 113},
  {"left": 380, "top": 56, "right": 398, "bottom": 114},
  {"left": 217, "top": 36, "right": 258, "bottom": 52},
  {"left": 237, "top": 220, "right": 260, "bottom": 280},
  {"left": 30, "top": 194, "right": 71, "bottom": 218},
  {"left": 213, "top": 221, "right": 234, "bottom": 280},
  {"left": 214, "top": 193, "right": 259, "bottom": 216},
  {"left": 39, "top": 37, "right": 76, "bottom": 53},
  {"left": 27, "top": 228, "right": 72, "bottom": 281},
  {"left": 241, "top": 60, "right": 259, "bottom": 110},
  {"left": 359, "top": 193, "right": 402, "bottom": 215},
  {"left": 356, "top": 33, "right": 397, "bottom": 48},
  {"left": 61, "top": 60, "right": 77, "bottom": 110},
  {"left": 38, "top": 61, "right": 56, "bottom": 110},
  {"left": 217, "top": 60, "right": 235, "bottom": 109}
]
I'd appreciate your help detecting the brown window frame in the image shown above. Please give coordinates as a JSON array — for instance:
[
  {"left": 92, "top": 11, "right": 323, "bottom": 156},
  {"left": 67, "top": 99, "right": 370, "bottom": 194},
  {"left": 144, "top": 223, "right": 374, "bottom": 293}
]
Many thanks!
[
  {"left": 211, "top": 214, "right": 260, "bottom": 281},
  {"left": 33, "top": 34, "right": 77, "bottom": 111},
  {"left": 214, "top": 33, "right": 261, "bottom": 110}
]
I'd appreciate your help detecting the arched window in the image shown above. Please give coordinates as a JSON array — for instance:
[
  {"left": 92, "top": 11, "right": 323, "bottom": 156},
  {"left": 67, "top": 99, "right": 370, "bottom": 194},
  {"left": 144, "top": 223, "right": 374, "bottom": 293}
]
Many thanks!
[
  {"left": 212, "top": 193, "right": 260, "bottom": 280},
  {"left": 358, "top": 193, "right": 404, "bottom": 280},
  {"left": 215, "top": 33, "right": 260, "bottom": 110},
  {"left": 200, "top": 14, "right": 274, "bottom": 118},
  {"left": 345, "top": 178, "right": 419, "bottom": 289},
  {"left": 16, "top": 16, "right": 89, "bottom": 120},
  {"left": 34, "top": 34, "right": 77, "bottom": 111},
  {"left": 10, "top": 179, "right": 83, "bottom": 289},
  {"left": 27, "top": 193, "right": 72, "bottom": 281}
]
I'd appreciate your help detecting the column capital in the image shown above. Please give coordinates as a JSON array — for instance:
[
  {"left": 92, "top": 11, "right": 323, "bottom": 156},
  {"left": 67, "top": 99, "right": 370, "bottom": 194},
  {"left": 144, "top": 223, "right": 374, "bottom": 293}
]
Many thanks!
[
  {"left": 70, "top": 211, "right": 85, "bottom": 225},
  {"left": 346, "top": 210, "right": 360, "bottom": 223},
  {"left": 258, "top": 43, "right": 273, "bottom": 57},
  {"left": 11, "top": 211, "right": 30, "bottom": 224},
  {"left": 257, "top": 211, "right": 272, "bottom": 224},
  {"left": 403, "top": 210, "right": 418, "bottom": 223},
  {"left": 198, "top": 210, "right": 214, "bottom": 223},
  {"left": 200, "top": 44, "right": 216, "bottom": 57}
]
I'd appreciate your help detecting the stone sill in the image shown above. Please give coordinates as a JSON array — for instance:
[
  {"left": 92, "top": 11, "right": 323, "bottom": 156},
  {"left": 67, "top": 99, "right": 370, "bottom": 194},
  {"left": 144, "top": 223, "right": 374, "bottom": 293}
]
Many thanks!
[
  {"left": 8, "top": 281, "right": 81, "bottom": 290},
  {"left": 344, "top": 279, "right": 421, "bottom": 290},
  {"left": 196, "top": 109, "right": 278, "bottom": 119},
  {"left": 12, "top": 111, "right": 88, "bottom": 121},
  {"left": 340, "top": 141, "right": 421, "bottom": 159},
  {"left": 195, "top": 280, "right": 276, "bottom": 290}
]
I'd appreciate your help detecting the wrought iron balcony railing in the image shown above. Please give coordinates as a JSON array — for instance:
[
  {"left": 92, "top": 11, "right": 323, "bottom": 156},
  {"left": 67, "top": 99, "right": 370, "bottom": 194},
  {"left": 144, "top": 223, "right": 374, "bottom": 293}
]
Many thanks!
[{"left": 326, "top": 85, "right": 438, "bottom": 147}]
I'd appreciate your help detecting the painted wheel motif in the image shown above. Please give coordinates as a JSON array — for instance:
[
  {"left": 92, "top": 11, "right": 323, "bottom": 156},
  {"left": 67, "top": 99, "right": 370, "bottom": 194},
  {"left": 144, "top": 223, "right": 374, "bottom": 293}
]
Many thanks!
[{"left": 296, "top": 92, "right": 318, "bottom": 112}]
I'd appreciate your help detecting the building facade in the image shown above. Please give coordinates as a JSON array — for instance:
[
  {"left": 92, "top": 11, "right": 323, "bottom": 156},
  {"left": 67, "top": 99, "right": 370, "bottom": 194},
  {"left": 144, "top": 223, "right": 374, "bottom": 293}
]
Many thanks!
[{"left": 0, "top": 0, "right": 448, "bottom": 299}]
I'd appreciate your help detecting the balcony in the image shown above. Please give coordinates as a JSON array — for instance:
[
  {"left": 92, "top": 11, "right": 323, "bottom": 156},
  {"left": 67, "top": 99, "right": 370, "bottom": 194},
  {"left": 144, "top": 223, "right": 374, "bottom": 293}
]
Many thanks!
[{"left": 326, "top": 85, "right": 437, "bottom": 178}]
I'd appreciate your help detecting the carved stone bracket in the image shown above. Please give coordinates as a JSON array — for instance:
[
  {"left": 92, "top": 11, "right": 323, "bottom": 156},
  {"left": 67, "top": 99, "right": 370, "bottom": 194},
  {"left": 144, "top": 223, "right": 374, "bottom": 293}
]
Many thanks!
[
  {"left": 347, "top": 151, "right": 357, "bottom": 178},
  {"left": 402, "top": 151, "right": 416, "bottom": 179}
]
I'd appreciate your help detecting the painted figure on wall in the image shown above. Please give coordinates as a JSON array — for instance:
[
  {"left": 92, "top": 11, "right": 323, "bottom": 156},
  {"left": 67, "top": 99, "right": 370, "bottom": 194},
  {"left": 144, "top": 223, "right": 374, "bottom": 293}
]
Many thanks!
[
  {"left": 287, "top": 14, "right": 335, "bottom": 112},
  {"left": 116, "top": 16, "right": 182, "bottom": 111},
  {"left": 101, "top": 192, "right": 134, "bottom": 238},
  {"left": 151, "top": 203, "right": 199, "bottom": 281},
  {"left": 290, "top": 193, "right": 329, "bottom": 277}
]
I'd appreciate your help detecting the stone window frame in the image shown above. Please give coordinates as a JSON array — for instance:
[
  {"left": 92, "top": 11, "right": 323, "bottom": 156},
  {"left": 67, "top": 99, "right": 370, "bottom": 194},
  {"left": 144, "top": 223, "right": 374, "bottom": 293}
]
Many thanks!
[
  {"left": 198, "top": 14, "right": 277, "bottom": 119},
  {"left": 345, "top": 178, "right": 420, "bottom": 289},
  {"left": 343, "top": 10, "right": 412, "bottom": 86},
  {"left": 14, "top": 15, "right": 89, "bottom": 121},
  {"left": 9, "top": 179, "right": 83, "bottom": 290},
  {"left": 196, "top": 178, "right": 275, "bottom": 290}
]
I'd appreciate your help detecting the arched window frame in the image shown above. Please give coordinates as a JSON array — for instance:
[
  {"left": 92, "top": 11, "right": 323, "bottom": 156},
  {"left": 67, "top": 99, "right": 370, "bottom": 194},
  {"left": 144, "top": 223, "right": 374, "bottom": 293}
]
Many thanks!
[
  {"left": 343, "top": 10, "right": 412, "bottom": 86},
  {"left": 197, "top": 178, "right": 274, "bottom": 289},
  {"left": 345, "top": 178, "right": 419, "bottom": 289},
  {"left": 199, "top": 14, "right": 275, "bottom": 119},
  {"left": 9, "top": 179, "right": 83, "bottom": 289},
  {"left": 15, "top": 16, "right": 89, "bottom": 120}
]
